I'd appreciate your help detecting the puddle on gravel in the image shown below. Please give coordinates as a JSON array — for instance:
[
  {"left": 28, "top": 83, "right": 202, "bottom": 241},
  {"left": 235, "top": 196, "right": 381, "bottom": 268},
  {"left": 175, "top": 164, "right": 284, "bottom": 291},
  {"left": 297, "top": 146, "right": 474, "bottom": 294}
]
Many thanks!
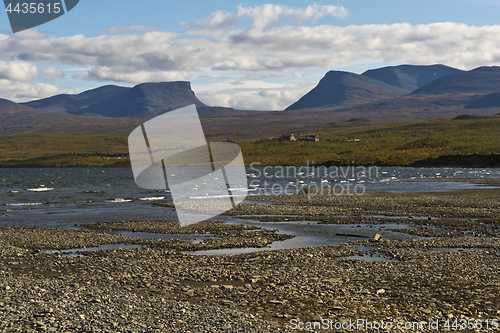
[
  {"left": 39, "top": 232, "right": 219, "bottom": 257},
  {"left": 185, "top": 219, "right": 427, "bottom": 257},
  {"left": 40, "top": 244, "right": 142, "bottom": 257},
  {"left": 344, "top": 253, "right": 397, "bottom": 262},
  {"left": 369, "top": 215, "right": 434, "bottom": 220},
  {"left": 104, "top": 230, "right": 218, "bottom": 244}
]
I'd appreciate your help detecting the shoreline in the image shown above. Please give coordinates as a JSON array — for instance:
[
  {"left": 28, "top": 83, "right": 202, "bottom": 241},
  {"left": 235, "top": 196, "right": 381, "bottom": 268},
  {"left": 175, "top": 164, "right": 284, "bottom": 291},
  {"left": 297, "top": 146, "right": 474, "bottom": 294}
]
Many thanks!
[
  {"left": 1, "top": 189, "right": 500, "bottom": 331},
  {"left": 2, "top": 153, "right": 500, "bottom": 168},
  {"left": 2, "top": 163, "right": 500, "bottom": 168}
]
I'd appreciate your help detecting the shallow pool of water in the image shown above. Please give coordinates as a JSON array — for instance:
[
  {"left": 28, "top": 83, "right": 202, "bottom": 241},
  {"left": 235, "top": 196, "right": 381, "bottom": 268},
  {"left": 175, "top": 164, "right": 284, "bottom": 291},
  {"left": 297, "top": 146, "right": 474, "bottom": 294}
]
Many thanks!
[
  {"left": 40, "top": 244, "right": 142, "bottom": 257},
  {"left": 104, "top": 230, "right": 218, "bottom": 244},
  {"left": 369, "top": 215, "right": 434, "bottom": 220},
  {"left": 344, "top": 254, "right": 397, "bottom": 262},
  {"left": 187, "top": 218, "right": 427, "bottom": 256}
]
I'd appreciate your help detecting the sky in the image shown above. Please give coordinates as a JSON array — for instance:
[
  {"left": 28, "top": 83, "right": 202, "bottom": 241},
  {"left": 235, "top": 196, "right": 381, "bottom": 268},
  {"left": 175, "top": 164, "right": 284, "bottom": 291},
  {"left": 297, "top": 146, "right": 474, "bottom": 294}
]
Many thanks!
[{"left": 1, "top": 0, "right": 500, "bottom": 110}]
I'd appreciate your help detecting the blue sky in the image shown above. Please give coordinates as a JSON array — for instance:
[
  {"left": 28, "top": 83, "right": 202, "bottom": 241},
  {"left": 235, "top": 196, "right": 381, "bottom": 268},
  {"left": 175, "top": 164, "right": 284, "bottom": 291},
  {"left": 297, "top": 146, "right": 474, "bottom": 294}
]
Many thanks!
[{"left": 1, "top": 0, "right": 500, "bottom": 109}]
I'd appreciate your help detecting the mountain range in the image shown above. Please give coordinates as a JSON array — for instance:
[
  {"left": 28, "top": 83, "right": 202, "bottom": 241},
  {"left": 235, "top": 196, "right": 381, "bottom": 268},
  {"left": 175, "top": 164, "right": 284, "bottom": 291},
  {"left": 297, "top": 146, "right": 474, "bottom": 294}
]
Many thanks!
[
  {"left": 2, "top": 64, "right": 500, "bottom": 140},
  {"left": 285, "top": 71, "right": 409, "bottom": 110},
  {"left": 362, "top": 64, "right": 463, "bottom": 91},
  {"left": 23, "top": 81, "right": 205, "bottom": 118}
]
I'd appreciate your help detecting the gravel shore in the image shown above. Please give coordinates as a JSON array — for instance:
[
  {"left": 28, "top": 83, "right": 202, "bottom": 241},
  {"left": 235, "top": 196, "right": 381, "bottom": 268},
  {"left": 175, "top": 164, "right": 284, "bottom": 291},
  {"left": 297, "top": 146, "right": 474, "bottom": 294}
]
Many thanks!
[{"left": 1, "top": 189, "right": 500, "bottom": 332}]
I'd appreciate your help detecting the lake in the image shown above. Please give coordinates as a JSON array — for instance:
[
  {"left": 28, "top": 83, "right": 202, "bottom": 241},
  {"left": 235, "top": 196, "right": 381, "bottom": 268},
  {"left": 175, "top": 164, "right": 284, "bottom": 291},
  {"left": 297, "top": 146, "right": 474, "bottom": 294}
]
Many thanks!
[{"left": 0, "top": 166, "right": 498, "bottom": 229}]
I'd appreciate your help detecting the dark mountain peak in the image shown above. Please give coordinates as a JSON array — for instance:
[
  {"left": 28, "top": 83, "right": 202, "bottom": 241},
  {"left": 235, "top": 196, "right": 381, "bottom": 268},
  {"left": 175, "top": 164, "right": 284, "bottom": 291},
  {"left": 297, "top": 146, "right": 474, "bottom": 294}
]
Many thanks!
[
  {"left": 412, "top": 66, "right": 500, "bottom": 95},
  {"left": 468, "top": 66, "right": 500, "bottom": 73},
  {"left": 323, "top": 70, "right": 356, "bottom": 78},
  {"left": 285, "top": 70, "right": 408, "bottom": 111},
  {"left": 71, "top": 81, "right": 206, "bottom": 118},
  {"left": 361, "top": 64, "right": 463, "bottom": 91},
  {"left": 135, "top": 81, "right": 192, "bottom": 91},
  {"left": 0, "top": 98, "right": 38, "bottom": 112},
  {"left": 22, "top": 81, "right": 206, "bottom": 119},
  {"left": 77, "top": 85, "right": 129, "bottom": 99},
  {"left": 129, "top": 81, "right": 197, "bottom": 102},
  {"left": 23, "top": 85, "right": 130, "bottom": 113}
]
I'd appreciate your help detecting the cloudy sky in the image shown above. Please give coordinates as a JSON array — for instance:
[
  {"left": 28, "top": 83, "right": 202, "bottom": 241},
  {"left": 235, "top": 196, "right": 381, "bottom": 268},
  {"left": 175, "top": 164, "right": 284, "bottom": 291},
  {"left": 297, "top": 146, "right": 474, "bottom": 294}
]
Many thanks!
[{"left": 1, "top": 0, "right": 500, "bottom": 110}]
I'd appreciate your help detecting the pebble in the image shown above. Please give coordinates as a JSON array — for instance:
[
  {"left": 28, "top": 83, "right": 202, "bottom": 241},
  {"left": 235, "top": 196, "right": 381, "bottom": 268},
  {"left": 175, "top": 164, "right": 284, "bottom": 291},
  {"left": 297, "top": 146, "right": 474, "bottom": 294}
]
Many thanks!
[{"left": 1, "top": 190, "right": 499, "bottom": 332}]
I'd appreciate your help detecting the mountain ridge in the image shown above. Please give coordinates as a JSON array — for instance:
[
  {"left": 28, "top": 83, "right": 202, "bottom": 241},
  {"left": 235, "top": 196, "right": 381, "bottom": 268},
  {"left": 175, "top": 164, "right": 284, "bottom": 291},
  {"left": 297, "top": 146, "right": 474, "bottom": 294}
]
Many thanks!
[
  {"left": 4, "top": 64, "right": 500, "bottom": 140},
  {"left": 361, "top": 64, "right": 463, "bottom": 91},
  {"left": 411, "top": 66, "right": 500, "bottom": 95},
  {"left": 23, "top": 81, "right": 206, "bottom": 118},
  {"left": 22, "top": 85, "right": 130, "bottom": 113},
  {"left": 285, "top": 71, "right": 409, "bottom": 111}
]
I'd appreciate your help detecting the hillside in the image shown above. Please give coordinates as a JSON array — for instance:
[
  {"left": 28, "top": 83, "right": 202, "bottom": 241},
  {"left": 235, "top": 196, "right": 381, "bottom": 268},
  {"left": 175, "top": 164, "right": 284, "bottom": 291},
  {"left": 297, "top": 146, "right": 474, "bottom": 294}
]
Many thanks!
[
  {"left": 22, "top": 85, "right": 130, "bottom": 113},
  {"left": 69, "top": 81, "right": 206, "bottom": 118},
  {"left": 285, "top": 71, "right": 409, "bottom": 111},
  {"left": 0, "top": 98, "right": 141, "bottom": 136},
  {"left": 4, "top": 64, "right": 500, "bottom": 141},
  {"left": 466, "top": 92, "right": 500, "bottom": 109},
  {"left": 238, "top": 114, "right": 500, "bottom": 166},
  {"left": 361, "top": 64, "right": 463, "bottom": 91},
  {"left": 23, "top": 81, "right": 206, "bottom": 118},
  {"left": 3, "top": 114, "right": 500, "bottom": 167},
  {"left": 412, "top": 66, "right": 500, "bottom": 95}
]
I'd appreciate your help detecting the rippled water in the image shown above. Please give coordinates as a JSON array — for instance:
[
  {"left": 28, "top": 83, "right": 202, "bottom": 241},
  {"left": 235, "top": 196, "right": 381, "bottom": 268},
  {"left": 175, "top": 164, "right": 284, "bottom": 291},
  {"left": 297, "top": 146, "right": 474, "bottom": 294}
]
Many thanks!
[
  {"left": 0, "top": 167, "right": 498, "bottom": 228},
  {"left": 246, "top": 165, "right": 500, "bottom": 195},
  {"left": 186, "top": 219, "right": 425, "bottom": 256}
]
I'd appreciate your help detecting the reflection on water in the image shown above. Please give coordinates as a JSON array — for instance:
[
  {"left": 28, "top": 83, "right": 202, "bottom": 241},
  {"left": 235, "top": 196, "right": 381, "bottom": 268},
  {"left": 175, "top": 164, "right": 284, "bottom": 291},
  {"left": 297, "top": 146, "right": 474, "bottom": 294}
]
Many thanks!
[
  {"left": 40, "top": 244, "right": 142, "bottom": 257},
  {"left": 186, "top": 218, "right": 427, "bottom": 256},
  {"left": 104, "top": 230, "right": 218, "bottom": 244},
  {"left": 0, "top": 167, "right": 499, "bottom": 228}
]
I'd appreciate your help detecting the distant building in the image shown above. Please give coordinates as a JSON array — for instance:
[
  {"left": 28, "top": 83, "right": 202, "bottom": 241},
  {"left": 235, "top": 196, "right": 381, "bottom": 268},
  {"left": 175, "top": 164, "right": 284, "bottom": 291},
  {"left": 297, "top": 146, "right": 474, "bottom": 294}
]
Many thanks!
[
  {"left": 282, "top": 133, "right": 297, "bottom": 141},
  {"left": 299, "top": 134, "right": 319, "bottom": 142}
]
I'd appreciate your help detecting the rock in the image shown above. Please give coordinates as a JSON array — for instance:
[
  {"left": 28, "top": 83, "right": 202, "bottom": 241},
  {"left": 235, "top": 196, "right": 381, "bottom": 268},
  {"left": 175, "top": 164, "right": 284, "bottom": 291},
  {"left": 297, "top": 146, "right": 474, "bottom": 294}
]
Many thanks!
[
  {"left": 311, "top": 314, "right": 322, "bottom": 322},
  {"left": 371, "top": 234, "right": 382, "bottom": 242},
  {"left": 330, "top": 306, "right": 343, "bottom": 311},
  {"left": 268, "top": 300, "right": 284, "bottom": 305}
]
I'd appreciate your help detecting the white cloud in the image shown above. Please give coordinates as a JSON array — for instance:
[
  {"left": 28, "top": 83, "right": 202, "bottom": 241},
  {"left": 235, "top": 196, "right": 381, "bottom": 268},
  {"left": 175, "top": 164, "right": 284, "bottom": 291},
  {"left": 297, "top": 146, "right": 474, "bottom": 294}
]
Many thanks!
[
  {"left": 0, "top": 60, "right": 39, "bottom": 81},
  {"left": 196, "top": 80, "right": 313, "bottom": 110},
  {"left": 2, "top": 4, "right": 500, "bottom": 108},
  {"left": 4, "top": 21, "right": 500, "bottom": 77},
  {"left": 0, "top": 79, "right": 59, "bottom": 102},
  {"left": 103, "top": 25, "right": 160, "bottom": 34},
  {"left": 41, "top": 66, "right": 64, "bottom": 80},
  {"left": 83, "top": 67, "right": 189, "bottom": 83},
  {"left": 188, "top": 3, "right": 348, "bottom": 31}
]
